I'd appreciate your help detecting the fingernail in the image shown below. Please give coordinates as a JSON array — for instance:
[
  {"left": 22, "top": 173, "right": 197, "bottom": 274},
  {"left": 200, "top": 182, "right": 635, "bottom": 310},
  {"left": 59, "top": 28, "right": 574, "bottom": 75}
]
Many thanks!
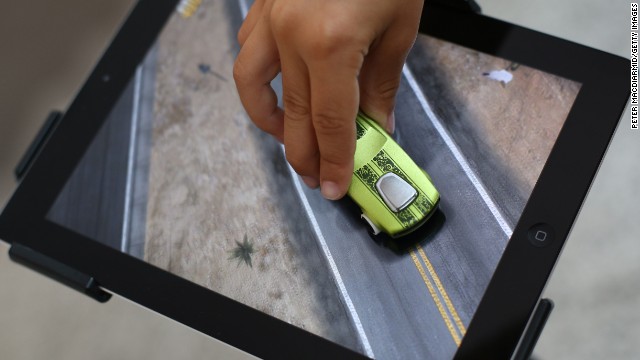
[
  {"left": 302, "top": 176, "right": 319, "bottom": 189},
  {"left": 386, "top": 111, "right": 396, "bottom": 134},
  {"left": 321, "top": 181, "right": 342, "bottom": 200}
]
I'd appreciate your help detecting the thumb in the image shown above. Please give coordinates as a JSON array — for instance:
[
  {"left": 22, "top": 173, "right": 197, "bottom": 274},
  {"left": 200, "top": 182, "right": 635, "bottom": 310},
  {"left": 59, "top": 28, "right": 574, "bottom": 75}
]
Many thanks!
[{"left": 358, "top": 28, "right": 415, "bottom": 134}]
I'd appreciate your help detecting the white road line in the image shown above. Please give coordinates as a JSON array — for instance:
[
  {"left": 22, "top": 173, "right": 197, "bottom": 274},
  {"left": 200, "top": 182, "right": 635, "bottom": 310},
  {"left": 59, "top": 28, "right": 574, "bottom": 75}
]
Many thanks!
[
  {"left": 402, "top": 65, "right": 514, "bottom": 238},
  {"left": 288, "top": 158, "right": 375, "bottom": 358},
  {"left": 238, "top": 0, "right": 373, "bottom": 355},
  {"left": 121, "top": 66, "right": 143, "bottom": 253}
]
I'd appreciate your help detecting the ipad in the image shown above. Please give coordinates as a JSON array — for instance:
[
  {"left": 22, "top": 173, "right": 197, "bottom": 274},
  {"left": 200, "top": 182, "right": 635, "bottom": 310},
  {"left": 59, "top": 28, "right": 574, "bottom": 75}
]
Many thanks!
[{"left": 0, "top": 0, "right": 629, "bottom": 359}]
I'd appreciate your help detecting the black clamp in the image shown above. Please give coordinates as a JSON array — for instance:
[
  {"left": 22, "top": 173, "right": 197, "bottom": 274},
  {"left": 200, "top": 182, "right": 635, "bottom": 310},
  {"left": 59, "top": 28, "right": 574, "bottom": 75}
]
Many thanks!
[
  {"left": 14, "top": 111, "right": 63, "bottom": 181},
  {"left": 9, "top": 243, "right": 111, "bottom": 303},
  {"left": 513, "top": 298, "right": 554, "bottom": 359}
]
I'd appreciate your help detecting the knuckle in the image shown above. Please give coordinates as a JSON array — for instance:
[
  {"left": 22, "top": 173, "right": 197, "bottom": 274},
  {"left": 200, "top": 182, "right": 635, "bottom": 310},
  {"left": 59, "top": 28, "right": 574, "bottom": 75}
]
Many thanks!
[
  {"left": 307, "top": 22, "right": 355, "bottom": 58},
  {"left": 322, "top": 152, "right": 346, "bottom": 167},
  {"left": 313, "top": 109, "right": 347, "bottom": 133},
  {"left": 282, "top": 90, "right": 310, "bottom": 121},
  {"left": 270, "top": 3, "right": 300, "bottom": 38},
  {"left": 232, "top": 57, "right": 251, "bottom": 85},
  {"left": 364, "top": 77, "right": 400, "bottom": 102},
  {"left": 321, "top": 148, "right": 352, "bottom": 171}
]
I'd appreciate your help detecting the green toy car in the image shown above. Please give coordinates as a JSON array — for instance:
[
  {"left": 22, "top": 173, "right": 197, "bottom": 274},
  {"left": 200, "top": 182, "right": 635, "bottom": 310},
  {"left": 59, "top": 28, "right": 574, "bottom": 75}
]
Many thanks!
[{"left": 348, "top": 112, "right": 440, "bottom": 238}]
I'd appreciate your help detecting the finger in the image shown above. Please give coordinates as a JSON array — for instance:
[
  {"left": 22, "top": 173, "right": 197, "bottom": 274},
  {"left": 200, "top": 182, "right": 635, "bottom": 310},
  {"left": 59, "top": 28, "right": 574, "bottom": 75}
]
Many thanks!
[
  {"left": 307, "top": 51, "right": 362, "bottom": 200},
  {"left": 280, "top": 52, "right": 321, "bottom": 188},
  {"left": 233, "top": 18, "right": 284, "bottom": 141},
  {"left": 237, "top": 0, "right": 264, "bottom": 46},
  {"left": 358, "top": 25, "right": 417, "bottom": 134}
]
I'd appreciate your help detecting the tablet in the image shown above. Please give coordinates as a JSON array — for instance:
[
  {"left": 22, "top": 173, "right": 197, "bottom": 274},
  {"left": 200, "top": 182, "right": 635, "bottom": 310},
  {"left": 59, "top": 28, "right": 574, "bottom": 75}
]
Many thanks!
[{"left": 0, "top": 0, "right": 629, "bottom": 359}]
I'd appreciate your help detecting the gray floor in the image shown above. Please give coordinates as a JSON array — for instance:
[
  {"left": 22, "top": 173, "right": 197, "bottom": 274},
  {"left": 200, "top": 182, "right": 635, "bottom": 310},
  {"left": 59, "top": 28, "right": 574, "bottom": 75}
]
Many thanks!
[{"left": 0, "top": 1, "right": 637, "bottom": 359}]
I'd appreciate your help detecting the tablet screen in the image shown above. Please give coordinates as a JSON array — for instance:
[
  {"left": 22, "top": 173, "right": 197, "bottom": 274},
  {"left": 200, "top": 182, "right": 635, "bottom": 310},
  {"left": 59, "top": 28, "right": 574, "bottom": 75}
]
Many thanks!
[{"left": 46, "top": 1, "right": 580, "bottom": 358}]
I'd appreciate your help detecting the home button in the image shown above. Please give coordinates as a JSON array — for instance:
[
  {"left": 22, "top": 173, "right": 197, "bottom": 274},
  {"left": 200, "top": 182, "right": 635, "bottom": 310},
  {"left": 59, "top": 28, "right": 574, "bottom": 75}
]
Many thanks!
[{"left": 528, "top": 223, "right": 554, "bottom": 247}]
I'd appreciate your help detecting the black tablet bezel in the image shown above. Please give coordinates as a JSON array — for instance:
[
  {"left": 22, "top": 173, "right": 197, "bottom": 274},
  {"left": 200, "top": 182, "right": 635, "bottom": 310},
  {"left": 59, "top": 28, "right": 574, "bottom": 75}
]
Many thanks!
[{"left": 0, "top": 1, "right": 629, "bottom": 358}]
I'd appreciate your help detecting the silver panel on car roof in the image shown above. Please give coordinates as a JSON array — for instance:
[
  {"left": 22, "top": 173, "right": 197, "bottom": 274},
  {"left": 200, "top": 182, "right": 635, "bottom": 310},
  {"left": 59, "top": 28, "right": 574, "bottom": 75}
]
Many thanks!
[{"left": 375, "top": 172, "right": 417, "bottom": 212}]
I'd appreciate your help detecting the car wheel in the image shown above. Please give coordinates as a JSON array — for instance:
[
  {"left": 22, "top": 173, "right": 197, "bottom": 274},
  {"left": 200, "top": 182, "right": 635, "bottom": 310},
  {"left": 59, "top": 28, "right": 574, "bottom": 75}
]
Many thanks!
[{"left": 361, "top": 213, "right": 381, "bottom": 236}]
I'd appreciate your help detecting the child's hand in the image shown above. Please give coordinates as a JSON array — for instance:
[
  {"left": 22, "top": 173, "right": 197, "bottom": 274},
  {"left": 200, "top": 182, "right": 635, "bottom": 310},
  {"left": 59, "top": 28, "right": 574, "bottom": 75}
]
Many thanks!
[{"left": 234, "top": 0, "right": 423, "bottom": 199}]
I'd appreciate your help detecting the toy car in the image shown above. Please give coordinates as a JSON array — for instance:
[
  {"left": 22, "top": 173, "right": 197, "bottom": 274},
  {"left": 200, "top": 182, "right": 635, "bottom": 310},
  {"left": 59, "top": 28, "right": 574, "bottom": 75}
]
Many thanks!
[{"left": 348, "top": 112, "right": 440, "bottom": 238}]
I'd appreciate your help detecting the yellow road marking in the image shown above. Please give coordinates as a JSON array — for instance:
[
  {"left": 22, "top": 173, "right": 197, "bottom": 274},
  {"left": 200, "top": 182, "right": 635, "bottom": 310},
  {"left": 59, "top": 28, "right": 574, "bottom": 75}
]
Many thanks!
[
  {"left": 409, "top": 250, "right": 461, "bottom": 346},
  {"left": 416, "top": 246, "right": 467, "bottom": 336}
]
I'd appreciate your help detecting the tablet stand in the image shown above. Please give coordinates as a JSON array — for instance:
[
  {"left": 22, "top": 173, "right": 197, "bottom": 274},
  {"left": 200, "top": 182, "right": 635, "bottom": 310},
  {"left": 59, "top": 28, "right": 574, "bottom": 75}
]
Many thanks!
[
  {"left": 9, "top": 242, "right": 111, "bottom": 303},
  {"left": 14, "top": 111, "right": 63, "bottom": 181},
  {"left": 513, "top": 298, "right": 554, "bottom": 360}
]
